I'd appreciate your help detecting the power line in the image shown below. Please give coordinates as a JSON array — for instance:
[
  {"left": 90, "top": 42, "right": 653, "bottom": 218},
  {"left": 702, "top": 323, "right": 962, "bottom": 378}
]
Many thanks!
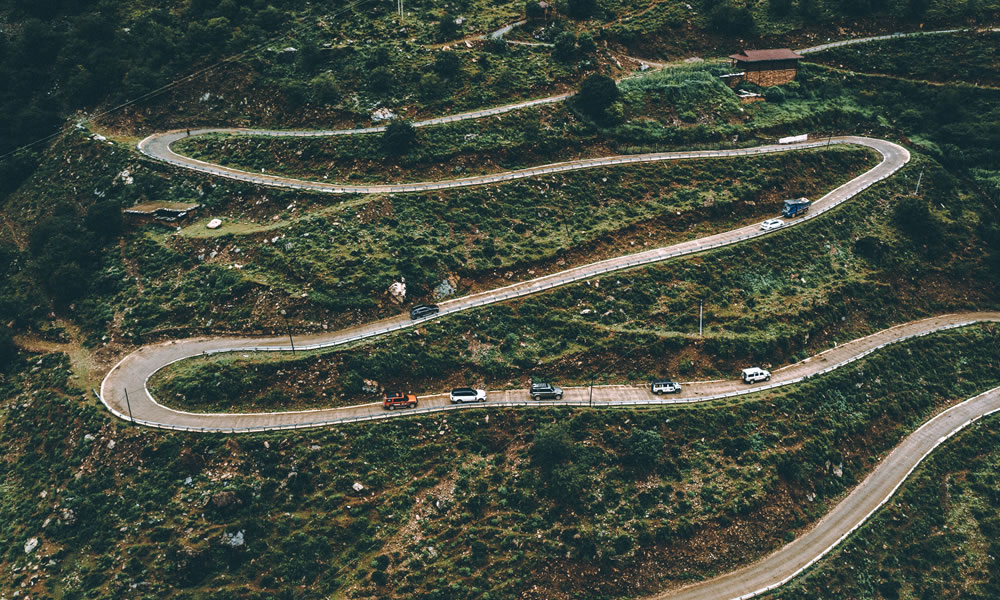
[{"left": 0, "top": 0, "right": 379, "bottom": 162}]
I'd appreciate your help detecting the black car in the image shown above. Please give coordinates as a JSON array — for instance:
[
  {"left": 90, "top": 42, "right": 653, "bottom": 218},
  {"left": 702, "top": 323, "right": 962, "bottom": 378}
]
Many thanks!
[
  {"left": 530, "top": 382, "right": 563, "bottom": 400},
  {"left": 409, "top": 304, "right": 440, "bottom": 320}
]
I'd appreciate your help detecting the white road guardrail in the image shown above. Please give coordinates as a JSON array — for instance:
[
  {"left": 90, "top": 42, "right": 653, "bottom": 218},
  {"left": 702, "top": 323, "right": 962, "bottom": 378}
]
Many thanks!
[{"left": 98, "top": 319, "right": 981, "bottom": 434}]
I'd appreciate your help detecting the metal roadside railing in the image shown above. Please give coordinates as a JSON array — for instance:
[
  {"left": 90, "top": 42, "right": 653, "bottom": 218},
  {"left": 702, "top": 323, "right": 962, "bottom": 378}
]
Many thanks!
[
  {"left": 104, "top": 136, "right": 919, "bottom": 434},
  {"left": 188, "top": 138, "right": 902, "bottom": 353},
  {"left": 99, "top": 318, "right": 987, "bottom": 434},
  {"left": 140, "top": 136, "right": 891, "bottom": 195}
]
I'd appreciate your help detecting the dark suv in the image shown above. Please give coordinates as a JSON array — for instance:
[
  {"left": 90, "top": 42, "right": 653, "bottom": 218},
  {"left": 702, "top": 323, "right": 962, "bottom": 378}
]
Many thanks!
[
  {"left": 530, "top": 382, "right": 563, "bottom": 400},
  {"left": 409, "top": 304, "right": 440, "bottom": 320}
]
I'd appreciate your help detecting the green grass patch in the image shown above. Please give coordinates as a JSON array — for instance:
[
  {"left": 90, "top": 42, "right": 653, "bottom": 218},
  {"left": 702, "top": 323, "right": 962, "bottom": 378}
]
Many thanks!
[{"left": 3, "top": 325, "right": 1000, "bottom": 598}]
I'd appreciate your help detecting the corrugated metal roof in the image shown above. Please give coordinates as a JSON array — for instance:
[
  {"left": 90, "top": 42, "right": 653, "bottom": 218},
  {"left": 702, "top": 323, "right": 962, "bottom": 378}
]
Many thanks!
[{"left": 728, "top": 48, "right": 804, "bottom": 62}]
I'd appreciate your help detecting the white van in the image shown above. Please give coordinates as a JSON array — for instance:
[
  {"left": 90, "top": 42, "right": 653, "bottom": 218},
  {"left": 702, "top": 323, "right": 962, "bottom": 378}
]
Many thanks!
[{"left": 741, "top": 367, "right": 771, "bottom": 384}]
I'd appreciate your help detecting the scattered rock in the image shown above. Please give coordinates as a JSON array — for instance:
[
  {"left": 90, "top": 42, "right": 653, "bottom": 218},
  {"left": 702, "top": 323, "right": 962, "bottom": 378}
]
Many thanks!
[
  {"left": 806, "top": 492, "right": 816, "bottom": 502},
  {"left": 24, "top": 537, "right": 39, "bottom": 554},
  {"left": 107, "top": 440, "right": 115, "bottom": 450},
  {"left": 432, "top": 278, "right": 457, "bottom": 300},
  {"left": 352, "top": 482, "right": 365, "bottom": 492},
  {"left": 388, "top": 280, "right": 407, "bottom": 304},
  {"left": 372, "top": 107, "right": 397, "bottom": 122},
  {"left": 833, "top": 463, "right": 843, "bottom": 478},
  {"left": 206, "top": 218, "right": 222, "bottom": 229},
  {"left": 425, "top": 546, "right": 438, "bottom": 558},
  {"left": 60, "top": 509, "right": 77, "bottom": 525},
  {"left": 223, "top": 530, "right": 245, "bottom": 548},
  {"left": 210, "top": 491, "right": 240, "bottom": 509},
  {"left": 83, "top": 434, "right": 95, "bottom": 442}
]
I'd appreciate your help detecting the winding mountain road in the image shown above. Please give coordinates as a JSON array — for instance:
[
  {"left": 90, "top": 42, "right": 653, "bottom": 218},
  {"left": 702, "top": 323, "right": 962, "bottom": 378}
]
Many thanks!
[
  {"left": 109, "top": 133, "right": 913, "bottom": 431},
  {"left": 105, "top": 27, "right": 1000, "bottom": 600}
]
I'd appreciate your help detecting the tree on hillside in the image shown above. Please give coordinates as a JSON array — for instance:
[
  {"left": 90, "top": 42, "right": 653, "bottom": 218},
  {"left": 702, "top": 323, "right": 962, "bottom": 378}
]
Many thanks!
[
  {"left": 553, "top": 31, "right": 577, "bottom": 62},
  {"left": 382, "top": 120, "right": 417, "bottom": 155},
  {"left": 433, "top": 51, "right": 462, "bottom": 78},
  {"left": 525, "top": 0, "right": 545, "bottom": 19},
  {"left": 574, "top": 73, "right": 619, "bottom": 120},
  {"left": 769, "top": 0, "right": 794, "bottom": 15},
  {"left": 567, "top": 0, "right": 598, "bottom": 18},
  {"left": 310, "top": 73, "right": 342, "bottom": 105},
  {"left": 0, "top": 329, "right": 16, "bottom": 371},
  {"left": 708, "top": 2, "right": 756, "bottom": 35},
  {"left": 84, "top": 201, "right": 123, "bottom": 239},
  {"left": 438, "top": 13, "right": 461, "bottom": 41}
]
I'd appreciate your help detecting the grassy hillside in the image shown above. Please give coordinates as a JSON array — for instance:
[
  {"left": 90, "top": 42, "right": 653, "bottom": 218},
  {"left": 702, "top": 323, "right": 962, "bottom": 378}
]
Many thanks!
[
  {"left": 3, "top": 12, "right": 1000, "bottom": 600},
  {"left": 774, "top": 413, "right": 1000, "bottom": 600},
  {"left": 146, "top": 146, "right": 1000, "bottom": 412},
  {"left": 2, "top": 326, "right": 999, "bottom": 599},
  {"left": 809, "top": 30, "right": 1000, "bottom": 87}
]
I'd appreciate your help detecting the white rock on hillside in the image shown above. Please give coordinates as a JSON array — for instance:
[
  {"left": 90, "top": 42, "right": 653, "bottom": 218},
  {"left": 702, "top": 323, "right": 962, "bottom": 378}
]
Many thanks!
[
  {"left": 223, "top": 530, "right": 245, "bottom": 547},
  {"left": 388, "top": 280, "right": 406, "bottom": 304}
]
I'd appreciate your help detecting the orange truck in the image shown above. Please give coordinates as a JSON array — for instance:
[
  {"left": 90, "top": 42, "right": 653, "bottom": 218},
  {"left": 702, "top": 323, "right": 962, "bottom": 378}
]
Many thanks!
[{"left": 383, "top": 392, "right": 418, "bottom": 410}]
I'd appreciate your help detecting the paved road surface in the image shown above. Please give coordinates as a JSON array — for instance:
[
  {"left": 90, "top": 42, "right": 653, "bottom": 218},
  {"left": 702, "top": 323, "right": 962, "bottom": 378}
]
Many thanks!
[
  {"left": 106, "top": 27, "right": 1000, "bottom": 600},
  {"left": 101, "top": 311, "right": 999, "bottom": 432},
  {"left": 648, "top": 383, "right": 1000, "bottom": 600},
  {"left": 103, "top": 135, "right": 914, "bottom": 432}
]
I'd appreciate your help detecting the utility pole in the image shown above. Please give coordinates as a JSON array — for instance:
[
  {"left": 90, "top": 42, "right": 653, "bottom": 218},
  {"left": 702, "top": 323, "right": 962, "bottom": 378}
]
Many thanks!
[
  {"left": 280, "top": 309, "right": 295, "bottom": 354},
  {"left": 589, "top": 374, "right": 595, "bottom": 408},
  {"left": 914, "top": 166, "right": 925, "bottom": 196},
  {"left": 398, "top": 0, "right": 403, "bottom": 19},
  {"left": 699, "top": 300, "right": 703, "bottom": 337},
  {"left": 123, "top": 388, "right": 134, "bottom": 424}
]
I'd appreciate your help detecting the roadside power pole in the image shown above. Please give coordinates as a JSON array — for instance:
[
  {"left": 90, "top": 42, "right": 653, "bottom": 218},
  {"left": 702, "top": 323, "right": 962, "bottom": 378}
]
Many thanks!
[
  {"left": 699, "top": 301, "right": 704, "bottom": 337},
  {"left": 123, "top": 388, "right": 134, "bottom": 424},
  {"left": 589, "top": 374, "right": 595, "bottom": 408},
  {"left": 914, "top": 166, "right": 925, "bottom": 196},
  {"left": 280, "top": 309, "right": 296, "bottom": 354}
]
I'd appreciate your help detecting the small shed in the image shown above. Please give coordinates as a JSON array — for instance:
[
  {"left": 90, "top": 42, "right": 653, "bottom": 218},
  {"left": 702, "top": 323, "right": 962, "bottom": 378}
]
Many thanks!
[
  {"left": 125, "top": 201, "right": 201, "bottom": 225},
  {"left": 727, "top": 48, "right": 804, "bottom": 86}
]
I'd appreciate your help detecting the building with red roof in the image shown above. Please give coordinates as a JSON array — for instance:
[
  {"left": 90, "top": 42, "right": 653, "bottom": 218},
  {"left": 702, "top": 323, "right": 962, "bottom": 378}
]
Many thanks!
[{"left": 727, "top": 48, "right": 804, "bottom": 86}]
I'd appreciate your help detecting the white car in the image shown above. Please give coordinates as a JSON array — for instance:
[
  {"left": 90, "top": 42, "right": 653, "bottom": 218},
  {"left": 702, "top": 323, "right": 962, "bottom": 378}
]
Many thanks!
[
  {"left": 761, "top": 218, "right": 784, "bottom": 231},
  {"left": 450, "top": 387, "right": 487, "bottom": 403},
  {"left": 741, "top": 367, "right": 771, "bottom": 384}
]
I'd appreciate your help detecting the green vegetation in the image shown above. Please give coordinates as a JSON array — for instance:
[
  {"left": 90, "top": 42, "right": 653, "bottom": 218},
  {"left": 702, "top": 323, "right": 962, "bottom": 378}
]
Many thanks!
[
  {"left": 775, "top": 413, "right": 1000, "bottom": 599},
  {"left": 4, "top": 17, "right": 1000, "bottom": 599},
  {"left": 810, "top": 30, "right": 1000, "bottom": 87},
  {"left": 3, "top": 325, "right": 1000, "bottom": 598},
  {"left": 149, "top": 148, "right": 998, "bottom": 413}
]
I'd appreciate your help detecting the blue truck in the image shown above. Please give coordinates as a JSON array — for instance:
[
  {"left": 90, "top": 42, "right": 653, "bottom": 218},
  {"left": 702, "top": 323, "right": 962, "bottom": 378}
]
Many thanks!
[{"left": 781, "top": 197, "right": 811, "bottom": 218}]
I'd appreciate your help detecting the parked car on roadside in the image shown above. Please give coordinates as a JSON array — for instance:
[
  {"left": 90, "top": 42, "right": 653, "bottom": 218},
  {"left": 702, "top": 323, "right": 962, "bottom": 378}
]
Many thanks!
[
  {"left": 760, "top": 218, "right": 784, "bottom": 231},
  {"left": 383, "top": 392, "right": 418, "bottom": 410},
  {"left": 530, "top": 382, "right": 563, "bottom": 400},
  {"left": 650, "top": 380, "right": 682, "bottom": 394},
  {"left": 741, "top": 367, "right": 771, "bottom": 384},
  {"left": 450, "top": 387, "right": 487, "bottom": 404},
  {"left": 409, "top": 304, "right": 439, "bottom": 320}
]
